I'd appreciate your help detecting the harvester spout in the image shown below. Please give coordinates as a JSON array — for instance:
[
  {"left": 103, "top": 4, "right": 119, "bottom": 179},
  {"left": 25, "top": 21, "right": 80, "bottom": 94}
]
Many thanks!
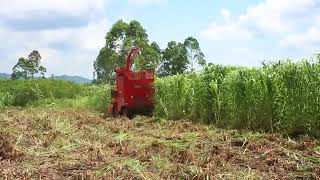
[{"left": 126, "top": 47, "right": 140, "bottom": 71}]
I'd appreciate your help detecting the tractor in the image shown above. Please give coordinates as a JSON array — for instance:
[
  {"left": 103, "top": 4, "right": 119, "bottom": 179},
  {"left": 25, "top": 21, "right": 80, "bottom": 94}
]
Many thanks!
[{"left": 108, "top": 47, "right": 155, "bottom": 119}]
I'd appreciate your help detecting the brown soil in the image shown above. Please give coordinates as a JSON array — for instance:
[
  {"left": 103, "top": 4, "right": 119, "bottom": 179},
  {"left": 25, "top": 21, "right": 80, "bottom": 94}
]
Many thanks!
[{"left": 0, "top": 108, "right": 319, "bottom": 179}]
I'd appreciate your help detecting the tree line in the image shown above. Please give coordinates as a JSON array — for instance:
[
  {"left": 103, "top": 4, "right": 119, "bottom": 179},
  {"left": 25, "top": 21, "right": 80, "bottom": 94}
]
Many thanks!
[
  {"left": 11, "top": 20, "right": 205, "bottom": 83},
  {"left": 93, "top": 20, "right": 206, "bottom": 83},
  {"left": 9, "top": 20, "right": 320, "bottom": 83}
]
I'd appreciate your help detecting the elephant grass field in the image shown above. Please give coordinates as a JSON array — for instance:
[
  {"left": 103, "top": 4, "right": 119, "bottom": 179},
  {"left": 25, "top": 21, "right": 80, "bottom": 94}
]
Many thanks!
[
  {"left": 1, "top": 60, "right": 320, "bottom": 136},
  {"left": 0, "top": 59, "right": 320, "bottom": 179},
  {"left": 155, "top": 60, "right": 320, "bottom": 137}
]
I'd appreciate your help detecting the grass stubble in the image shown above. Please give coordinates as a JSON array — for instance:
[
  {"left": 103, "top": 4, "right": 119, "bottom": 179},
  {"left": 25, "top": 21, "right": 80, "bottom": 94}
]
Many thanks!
[{"left": 0, "top": 107, "right": 319, "bottom": 179}]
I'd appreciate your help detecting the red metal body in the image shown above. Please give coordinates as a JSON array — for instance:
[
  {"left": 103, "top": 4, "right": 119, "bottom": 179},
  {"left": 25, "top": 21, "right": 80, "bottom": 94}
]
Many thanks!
[{"left": 109, "top": 47, "right": 155, "bottom": 118}]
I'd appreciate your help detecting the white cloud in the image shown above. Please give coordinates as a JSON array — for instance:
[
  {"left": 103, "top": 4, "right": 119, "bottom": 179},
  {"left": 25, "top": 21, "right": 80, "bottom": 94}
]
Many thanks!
[
  {"left": 280, "top": 15, "right": 320, "bottom": 49},
  {"left": 199, "top": 0, "right": 320, "bottom": 67},
  {"left": 40, "top": 19, "right": 109, "bottom": 51},
  {"left": 201, "top": 22, "right": 253, "bottom": 41},
  {"left": 220, "top": 9, "right": 231, "bottom": 20},
  {"left": 201, "top": 0, "right": 320, "bottom": 42},
  {"left": 262, "top": 0, "right": 317, "bottom": 15},
  {"left": 0, "top": 0, "right": 111, "bottom": 78},
  {"left": 0, "top": 0, "right": 107, "bottom": 17},
  {"left": 280, "top": 26, "right": 320, "bottom": 48},
  {"left": 0, "top": 18, "right": 109, "bottom": 78},
  {"left": 238, "top": 4, "right": 290, "bottom": 34}
]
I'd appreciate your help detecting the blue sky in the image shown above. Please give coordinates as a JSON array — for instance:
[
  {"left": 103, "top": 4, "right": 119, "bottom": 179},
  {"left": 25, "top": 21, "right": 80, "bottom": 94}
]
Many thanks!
[{"left": 1, "top": 0, "right": 320, "bottom": 78}]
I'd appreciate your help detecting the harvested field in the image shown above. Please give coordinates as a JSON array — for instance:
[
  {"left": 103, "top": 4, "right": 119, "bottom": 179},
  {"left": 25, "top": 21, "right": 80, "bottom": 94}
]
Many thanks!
[{"left": 0, "top": 108, "right": 319, "bottom": 179}]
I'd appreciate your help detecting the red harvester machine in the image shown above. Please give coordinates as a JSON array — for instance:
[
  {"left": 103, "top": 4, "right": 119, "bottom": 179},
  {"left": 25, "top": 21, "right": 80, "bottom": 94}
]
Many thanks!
[{"left": 108, "top": 47, "right": 155, "bottom": 119}]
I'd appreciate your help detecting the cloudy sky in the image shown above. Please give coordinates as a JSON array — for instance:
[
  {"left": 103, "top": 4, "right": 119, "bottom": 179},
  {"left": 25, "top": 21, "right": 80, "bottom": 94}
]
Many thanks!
[{"left": 1, "top": 0, "right": 320, "bottom": 79}]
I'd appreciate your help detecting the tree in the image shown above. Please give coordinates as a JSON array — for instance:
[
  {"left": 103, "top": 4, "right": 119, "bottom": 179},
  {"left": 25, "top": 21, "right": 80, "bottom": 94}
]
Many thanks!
[
  {"left": 157, "top": 37, "right": 206, "bottom": 77},
  {"left": 12, "top": 50, "right": 46, "bottom": 79},
  {"left": 94, "top": 48, "right": 119, "bottom": 83},
  {"left": 158, "top": 41, "right": 189, "bottom": 76},
  {"left": 94, "top": 20, "right": 161, "bottom": 83},
  {"left": 12, "top": 58, "right": 28, "bottom": 79},
  {"left": 133, "top": 41, "right": 161, "bottom": 71},
  {"left": 184, "top": 37, "right": 206, "bottom": 71}
]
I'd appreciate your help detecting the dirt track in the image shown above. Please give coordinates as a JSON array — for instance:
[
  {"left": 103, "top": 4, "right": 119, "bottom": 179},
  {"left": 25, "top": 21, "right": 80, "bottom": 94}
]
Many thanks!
[{"left": 0, "top": 108, "right": 319, "bottom": 179}]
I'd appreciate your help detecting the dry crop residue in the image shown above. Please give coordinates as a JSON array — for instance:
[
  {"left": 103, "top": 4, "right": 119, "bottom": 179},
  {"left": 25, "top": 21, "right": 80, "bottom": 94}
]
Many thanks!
[{"left": 0, "top": 108, "right": 319, "bottom": 179}]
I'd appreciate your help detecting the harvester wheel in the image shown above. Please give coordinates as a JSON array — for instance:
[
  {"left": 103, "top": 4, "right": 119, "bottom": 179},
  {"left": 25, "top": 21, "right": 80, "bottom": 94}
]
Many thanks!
[
  {"left": 143, "top": 107, "right": 153, "bottom": 117},
  {"left": 123, "top": 108, "right": 134, "bottom": 119},
  {"left": 111, "top": 105, "right": 118, "bottom": 118},
  {"left": 145, "top": 111, "right": 153, "bottom": 117}
]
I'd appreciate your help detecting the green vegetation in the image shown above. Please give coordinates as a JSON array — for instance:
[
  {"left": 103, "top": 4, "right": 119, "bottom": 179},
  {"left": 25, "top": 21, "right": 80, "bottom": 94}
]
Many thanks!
[
  {"left": 0, "top": 79, "right": 83, "bottom": 106},
  {"left": 155, "top": 60, "right": 320, "bottom": 137},
  {"left": 1, "top": 59, "right": 320, "bottom": 137},
  {"left": 0, "top": 79, "right": 111, "bottom": 112}
]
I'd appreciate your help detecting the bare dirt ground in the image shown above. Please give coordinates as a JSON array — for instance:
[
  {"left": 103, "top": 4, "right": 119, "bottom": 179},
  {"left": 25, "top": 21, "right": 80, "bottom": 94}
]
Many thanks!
[{"left": 0, "top": 107, "right": 319, "bottom": 179}]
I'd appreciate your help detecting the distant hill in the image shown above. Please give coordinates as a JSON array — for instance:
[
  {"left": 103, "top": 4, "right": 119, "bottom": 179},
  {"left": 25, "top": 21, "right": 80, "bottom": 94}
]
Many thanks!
[
  {"left": 52, "top": 75, "right": 91, "bottom": 84},
  {"left": 0, "top": 73, "right": 91, "bottom": 84},
  {"left": 0, "top": 73, "right": 10, "bottom": 79}
]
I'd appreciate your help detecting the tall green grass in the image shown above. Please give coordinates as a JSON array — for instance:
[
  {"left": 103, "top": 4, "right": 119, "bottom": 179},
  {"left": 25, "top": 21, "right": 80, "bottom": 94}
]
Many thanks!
[
  {"left": 155, "top": 60, "right": 320, "bottom": 137},
  {"left": 0, "top": 79, "right": 112, "bottom": 112},
  {"left": 1, "top": 59, "right": 319, "bottom": 137},
  {"left": 0, "top": 79, "right": 84, "bottom": 106},
  {"left": 43, "top": 85, "right": 112, "bottom": 111}
]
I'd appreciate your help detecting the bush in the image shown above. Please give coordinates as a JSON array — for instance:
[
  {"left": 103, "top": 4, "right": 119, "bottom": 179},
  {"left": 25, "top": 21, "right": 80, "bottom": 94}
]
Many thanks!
[
  {"left": 0, "top": 79, "right": 84, "bottom": 106},
  {"left": 0, "top": 92, "right": 14, "bottom": 107},
  {"left": 31, "top": 84, "right": 112, "bottom": 112},
  {"left": 83, "top": 85, "right": 112, "bottom": 111}
]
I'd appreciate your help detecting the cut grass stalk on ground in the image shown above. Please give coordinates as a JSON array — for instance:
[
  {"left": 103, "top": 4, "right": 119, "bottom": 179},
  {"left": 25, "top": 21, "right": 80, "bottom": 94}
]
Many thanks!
[{"left": 0, "top": 107, "right": 319, "bottom": 179}]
